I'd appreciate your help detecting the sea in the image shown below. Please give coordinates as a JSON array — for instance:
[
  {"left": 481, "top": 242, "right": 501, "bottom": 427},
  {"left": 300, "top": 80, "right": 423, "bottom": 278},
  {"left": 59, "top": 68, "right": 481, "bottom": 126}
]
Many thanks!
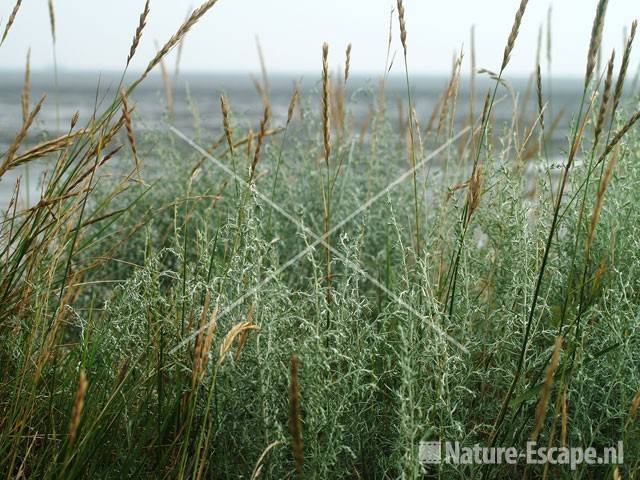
[{"left": 0, "top": 70, "right": 586, "bottom": 207}]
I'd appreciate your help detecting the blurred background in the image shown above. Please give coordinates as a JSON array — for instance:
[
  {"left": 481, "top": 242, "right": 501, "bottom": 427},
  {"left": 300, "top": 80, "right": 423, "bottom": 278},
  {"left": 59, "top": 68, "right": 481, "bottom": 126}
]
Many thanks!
[
  {"left": 1, "top": 0, "right": 639, "bottom": 204},
  {"left": 2, "top": 0, "right": 639, "bottom": 75}
]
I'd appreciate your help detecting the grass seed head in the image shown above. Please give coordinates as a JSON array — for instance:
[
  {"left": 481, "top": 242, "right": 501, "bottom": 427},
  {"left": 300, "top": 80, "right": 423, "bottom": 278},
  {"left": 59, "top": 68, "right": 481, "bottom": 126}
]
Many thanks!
[
  {"left": 501, "top": 0, "right": 529, "bottom": 72},
  {"left": 396, "top": 0, "right": 407, "bottom": 55},
  {"left": 322, "top": 42, "right": 331, "bottom": 165},
  {"left": 136, "top": 0, "right": 219, "bottom": 84},
  {"left": 587, "top": 145, "right": 619, "bottom": 254},
  {"left": 585, "top": 0, "right": 610, "bottom": 88},
  {"left": 120, "top": 89, "right": 139, "bottom": 171},
  {"left": 1, "top": 0, "right": 23, "bottom": 45},
  {"left": 127, "top": 0, "right": 150, "bottom": 66},
  {"left": 612, "top": 20, "right": 637, "bottom": 113},
  {"left": 344, "top": 43, "right": 352, "bottom": 84},
  {"left": 595, "top": 50, "right": 615, "bottom": 145},
  {"left": 532, "top": 336, "right": 563, "bottom": 441},
  {"left": 2, "top": 94, "right": 46, "bottom": 174},
  {"left": 536, "top": 64, "right": 544, "bottom": 129},
  {"left": 220, "top": 94, "right": 234, "bottom": 155},
  {"left": 69, "top": 369, "right": 88, "bottom": 447},
  {"left": 21, "top": 48, "right": 31, "bottom": 124},
  {"left": 218, "top": 320, "right": 260, "bottom": 366},
  {"left": 47, "top": 0, "right": 56, "bottom": 44},
  {"left": 598, "top": 109, "right": 640, "bottom": 164},
  {"left": 287, "top": 84, "right": 300, "bottom": 125},
  {"left": 251, "top": 103, "right": 271, "bottom": 179}
]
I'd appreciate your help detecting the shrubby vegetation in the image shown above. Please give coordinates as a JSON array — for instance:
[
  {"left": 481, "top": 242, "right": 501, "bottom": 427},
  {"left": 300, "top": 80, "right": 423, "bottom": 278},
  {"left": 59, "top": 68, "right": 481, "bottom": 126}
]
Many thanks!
[{"left": 1, "top": 0, "right": 639, "bottom": 478}]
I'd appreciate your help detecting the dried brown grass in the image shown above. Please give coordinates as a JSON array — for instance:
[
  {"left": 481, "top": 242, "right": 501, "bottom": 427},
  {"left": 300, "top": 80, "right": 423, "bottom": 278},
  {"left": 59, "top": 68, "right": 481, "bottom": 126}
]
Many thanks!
[
  {"left": 322, "top": 43, "right": 331, "bottom": 165},
  {"left": 598, "top": 109, "right": 640, "bottom": 164},
  {"left": 532, "top": 336, "right": 563, "bottom": 441},
  {"left": 344, "top": 43, "right": 352, "bottom": 84},
  {"left": 611, "top": 20, "right": 637, "bottom": 115},
  {"left": 47, "top": 0, "right": 56, "bottom": 44},
  {"left": 587, "top": 145, "right": 619, "bottom": 254},
  {"left": 627, "top": 390, "right": 640, "bottom": 429},
  {"left": 120, "top": 89, "right": 139, "bottom": 174},
  {"left": 132, "top": 0, "right": 219, "bottom": 88},
  {"left": 535, "top": 64, "right": 544, "bottom": 130},
  {"left": 594, "top": 50, "right": 615, "bottom": 145},
  {"left": 287, "top": 84, "right": 300, "bottom": 125},
  {"left": 217, "top": 318, "right": 260, "bottom": 366},
  {"left": 21, "top": 48, "right": 30, "bottom": 124},
  {"left": 192, "top": 294, "right": 217, "bottom": 387},
  {"left": 234, "top": 304, "right": 255, "bottom": 361},
  {"left": 255, "top": 36, "right": 270, "bottom": 93},
  {"left": 501, "top": 0, "right": 529, "bottom": 73},
  {"left": 174, "top": 7, "right": 193, "bottom": 78},
  {"left": 1, "top": 95, "right": 46, "bottom": 176},
  {"left": 1, "top": 0, "right": 23, "bottom": 45},
  {"left": 10, "top": 132, "right": 84, "bottom": 169},
  {"left": 127, "top": 0, "right": 150, "bottom": 66},
  {"left": 155, "top": 41, "right": 174, "bottom": 118},
  {"left": 585, "top": 0, "right": 610, "bottom": 88},
  {"left": 68, "top": 369, "right": 88, "bottom": 447},
  {"left": 220, "top": 94, "right": 234, "bottom": 155},
  {"left": 466, "top": 163, "right": 483, "bottom": 223},
  {"left": 250, "top": 103, "right": 271, "bottom": 180},
  {"left": 396, "top": 0, "right": 407, "bottom": 55}
]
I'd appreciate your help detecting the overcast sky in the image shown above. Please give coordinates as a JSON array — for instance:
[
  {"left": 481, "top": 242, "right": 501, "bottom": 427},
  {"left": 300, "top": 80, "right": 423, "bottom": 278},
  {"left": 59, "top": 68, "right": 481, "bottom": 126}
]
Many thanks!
[{"left": 1, "top": 0, "right": 639, "bottom": 77}]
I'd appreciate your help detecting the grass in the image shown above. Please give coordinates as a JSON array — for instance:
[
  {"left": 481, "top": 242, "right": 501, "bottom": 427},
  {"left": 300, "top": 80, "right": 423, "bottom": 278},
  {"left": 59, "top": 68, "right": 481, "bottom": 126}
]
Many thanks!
[{"left": 1, "top": 0, "right": 640, "bottom": 478}]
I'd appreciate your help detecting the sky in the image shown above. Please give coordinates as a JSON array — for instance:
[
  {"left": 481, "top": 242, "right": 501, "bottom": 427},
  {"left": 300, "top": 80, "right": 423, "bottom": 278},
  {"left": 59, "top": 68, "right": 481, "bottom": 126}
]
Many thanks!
[{"left": 0, "top": 0, "right": 639, "bottom": 77}]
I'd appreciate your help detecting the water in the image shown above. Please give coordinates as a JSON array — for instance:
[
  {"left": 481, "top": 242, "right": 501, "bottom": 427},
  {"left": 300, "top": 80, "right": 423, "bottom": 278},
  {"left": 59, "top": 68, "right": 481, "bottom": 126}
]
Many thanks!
[{"left": 0, "top": 70, "right": 585, "bottom": 207}]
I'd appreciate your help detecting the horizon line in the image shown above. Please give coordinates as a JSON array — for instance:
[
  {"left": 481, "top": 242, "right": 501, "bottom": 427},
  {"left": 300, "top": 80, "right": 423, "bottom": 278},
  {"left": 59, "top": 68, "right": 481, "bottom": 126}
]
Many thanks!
[{"left": 0, "top": 67, "right": 589, "bottom": 81}]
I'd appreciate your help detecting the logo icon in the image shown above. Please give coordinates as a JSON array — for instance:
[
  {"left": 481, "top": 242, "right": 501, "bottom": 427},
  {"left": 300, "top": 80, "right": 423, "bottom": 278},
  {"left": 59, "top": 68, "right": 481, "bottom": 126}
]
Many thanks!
[{"left": 419, "top": 441, "right": 442, "bottom": 465}]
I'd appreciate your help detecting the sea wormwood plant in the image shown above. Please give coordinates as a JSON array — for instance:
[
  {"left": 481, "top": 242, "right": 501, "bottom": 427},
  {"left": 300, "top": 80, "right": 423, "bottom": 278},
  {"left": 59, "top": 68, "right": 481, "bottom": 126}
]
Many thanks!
[{"left": 1, "top": 0, "right": 640, "bottom": 479}]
